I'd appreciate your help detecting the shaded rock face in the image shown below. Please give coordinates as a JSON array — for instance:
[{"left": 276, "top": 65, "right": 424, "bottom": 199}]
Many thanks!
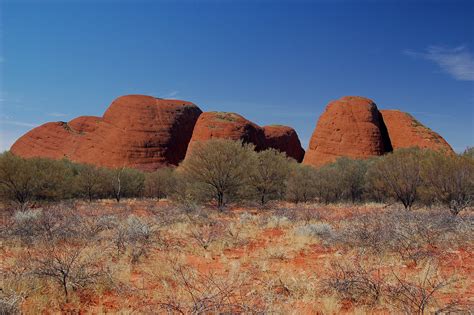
[
  {"left": 185, "top": 112, "right": 267, "bottom": 157},
  {"left": 11, "top": 95, "right": 203, "bottom": 171},
  {"left": 303, "top": 96, "right": 392, "bottom": 167},
  {"left": 380, "top": 110, "right": 454, "bottom": 153},
  {"left": 262, "top": 125, "right": 305, "bottom": 162}
]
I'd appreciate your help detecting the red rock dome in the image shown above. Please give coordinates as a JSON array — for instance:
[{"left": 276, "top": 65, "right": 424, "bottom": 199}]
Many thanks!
[
  {"left": 11, "top": 95, "right": 202, "bottom": 171},
  {"left": 185, "top": 112, "right": 266, "bottom": 157},
  {"left": 303, "top": 96, "right": 392, "bottom": 167},
  {"left": 380, "top": 109, "right": 454, "bottom": 153},
  {"left": 262, "top": 125, "right": 305, "bottom": 162}
]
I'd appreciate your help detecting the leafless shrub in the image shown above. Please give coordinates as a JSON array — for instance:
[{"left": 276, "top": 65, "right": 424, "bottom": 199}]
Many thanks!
[
  {"left": 388, "top": 211, "right": 472, "bottom": 263},
  {"left": 189, "top": 220, "right": 226, "bottom": 250},
  {"left": 298, "top": 207, "right": 323, "bottom": 224},
  {"left": 434, "top": 300, "right": 474, "bottom": 314},
  {"left": 273, "top": 207, "right": 298, "bottom": 222},
  {"left": 273, "top": 205, "right": 323, "bottom": 224},
  {"left": 158, "top": 265, "right": 265, "bottom": 313},
  {"left": 386, "top": 263, "right": 457, "bottom": 314},
  {"left": 10, "top": 209, "right": 43, "bottom": 241},
  {"left": 10, "top": 205, "right": 107, "bottom": 245},
  {"left": 25, "top": 244, "right": 107, "bottom": 302},
  {"left": 337, "top": 210, "right": 472, "bottom": 264},
  {"left": 148, "top": 203, "right": 188, "bottom": 227},
  {"left": 225, "top": 221, "right": 249, "bottom": 247},
  {"left": 114, "top": 215, "right": 154, "bottom": 263},
  {"left": 295, "top": 222, "right": 336, "bottom": 245},
  {"left": 338, "top": 212, "right": 393, "bottom": 254},
  {"left": 323, "top": 260, "right": 384, "bottom": 306}
]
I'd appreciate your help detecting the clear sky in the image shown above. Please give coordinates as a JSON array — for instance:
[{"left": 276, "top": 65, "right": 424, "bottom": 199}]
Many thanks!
[{"left": 1, "top": 0, "right": 473, "bottom": 152}]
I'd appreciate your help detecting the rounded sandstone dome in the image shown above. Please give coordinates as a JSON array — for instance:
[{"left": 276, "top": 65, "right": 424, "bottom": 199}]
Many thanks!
[
  {"left": 186, "top": 112, "right": 266, "bottom": 156},
  {"left": 262, "top": 125, "right": 305, "bottom": 162},
  {"left": 303, "top": 96, "right": 392, "bottom": 167},
  {"left": 68, "top": 116, "right": 102, "bottom": 133},
  {"left": 11, "top": 94, "right": 203, "bottom": 171},
  {"left": 380, "top": 109, "right": 453, "bottom": 153}
]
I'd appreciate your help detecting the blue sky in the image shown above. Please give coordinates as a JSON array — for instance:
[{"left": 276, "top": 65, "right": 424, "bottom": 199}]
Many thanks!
[{"left": 1, "top": 0, "right": 473, "bottom": 152}]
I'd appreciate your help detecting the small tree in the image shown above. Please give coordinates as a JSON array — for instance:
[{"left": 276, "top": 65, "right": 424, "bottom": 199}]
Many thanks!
[
  {"left": 144, "top": 167, "right": 176, "bottom": 199},
  {"left": 285, "top": 164, "right": 318, "bottom": 203},
  {"left": 329, "top": 157, "right": 368, "bottom": 203},
  {"left": 250, "top": 149, "right": 292, "bottom": 205},
  {"left": 0, "top": 152, "right": 38, "bottom": 209},
  {"left": 368, "top": 148, "right": 427, "bottom": 210},
  {"left": 28, "top": 244, "right": 104, "bottom": 302},
  {"left": 314, "top": 166, "right": 342, "bottom": 204},
  {"left": 422, "top": 152, "right": 474, "bottom": 215},
  {"left": 35, "top": 158, "right": 75, "bottom": 201},
  {"left": 106, "top": 167, "right": 145, "bottom": 202},
  {"left": 181, "top": 139, "right": 256, "bottom": 209},
  {"left": 75, "top": 164, "right": 108, "bottom": 202},
  {"left": 0, "top": 153, "right": 73, "bottom": 209}
]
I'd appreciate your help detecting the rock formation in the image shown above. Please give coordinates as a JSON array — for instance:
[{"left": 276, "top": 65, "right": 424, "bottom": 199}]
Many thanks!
[
  {"left": 185, "top": 112, "right": 267, "bottom": 157},
  {"left": 11, "top": 93, "right": 454, "bottom": 170},
  {"left": 9, "top": 122, "right": 84, "bottom": 161},
  {"left": 262, "top": 125, "right": 305, "bottom": 162},
  {"left": 303, "top": 96, "right": 392, "bottom": 167},
  {"left": 185, "top": 112, "right": 306, "bottom": 161},
  {"left": 380, "top": 110, "right": 454, "bottom": 153},
  {"left": 11, "top": 95, "right": 203, "bottom": 171}
]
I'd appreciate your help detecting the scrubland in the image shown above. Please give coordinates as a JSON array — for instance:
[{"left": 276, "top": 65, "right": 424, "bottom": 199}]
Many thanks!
[
  {"left": 1, "top": 200, "right": 473, "bottom": 314},
  {"left": 1, "top": 141, "right": 473, "bottom": 314}
]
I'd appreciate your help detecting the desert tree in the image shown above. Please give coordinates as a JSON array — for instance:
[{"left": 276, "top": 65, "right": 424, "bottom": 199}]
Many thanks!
[
  {"left": 328, "top": 157, "right": 368, "bottom": 203},
  {"left": 27, "top": 244, "right": 105, "bottom": 302},
  {"left": 144, "top": 167, "right": 176, "bottom": 199},
  {"left": 313, "top": 166, "right": 342, "bottom": 204},
  {"left": 422, "top": 152, "right": 474, "bottom": 215},
  {"left": 0, "top": 153, "right": 73, "bottom": 209},
  {"left": 32, "top": 158, "right": 75, "bottom": 201},
  {"left": 180, "top": 139, "right": 256, "bottom": 209},
  {"left": 0, "top": 152, "right": 38, "bottom": 209},
  {"left": 368, "top": 148, "right": 428, "bottom": 210},
  {"left": 250, "top": 149, "right": 292, "bottom": 205},
  {"left": 75, "top": 164, "right": 108, "bottom": 202},
  {"left": 106, "top": 167, "right": 145, "bottom": 202},
  {"left": 285, "top": 164, "right": 319, "bottom": 203}
]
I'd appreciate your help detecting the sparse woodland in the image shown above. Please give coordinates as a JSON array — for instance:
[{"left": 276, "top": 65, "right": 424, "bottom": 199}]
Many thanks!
[{"left": 1, "top": 141, "right": 473, "bottom": 313}]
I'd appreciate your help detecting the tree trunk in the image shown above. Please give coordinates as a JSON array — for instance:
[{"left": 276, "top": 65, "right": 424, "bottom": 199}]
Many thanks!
[
  {"left": 62, "top": 275, "right": 69, "bottom": 302},
  {"left": 217, "top": 191, "right": 224, "bottom": 210}
]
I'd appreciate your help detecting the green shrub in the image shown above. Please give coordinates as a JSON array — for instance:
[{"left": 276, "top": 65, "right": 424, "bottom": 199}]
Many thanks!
[
  {"left": 285, "top": 164, "right": 319, "bottom": 203},
  {"left": 181, "top": 139, "right": 256, "bottom": 209},
  {"left": 144, "top": 167, "right": 176, "bottom": 199},
  {"left": 250, "top": 149, "right": 292, "bottom": 205}
]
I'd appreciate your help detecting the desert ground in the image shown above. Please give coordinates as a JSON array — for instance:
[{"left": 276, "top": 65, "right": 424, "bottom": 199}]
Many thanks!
[{"left": 1, "top": 199, "right": 472, "bottom": 314}]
